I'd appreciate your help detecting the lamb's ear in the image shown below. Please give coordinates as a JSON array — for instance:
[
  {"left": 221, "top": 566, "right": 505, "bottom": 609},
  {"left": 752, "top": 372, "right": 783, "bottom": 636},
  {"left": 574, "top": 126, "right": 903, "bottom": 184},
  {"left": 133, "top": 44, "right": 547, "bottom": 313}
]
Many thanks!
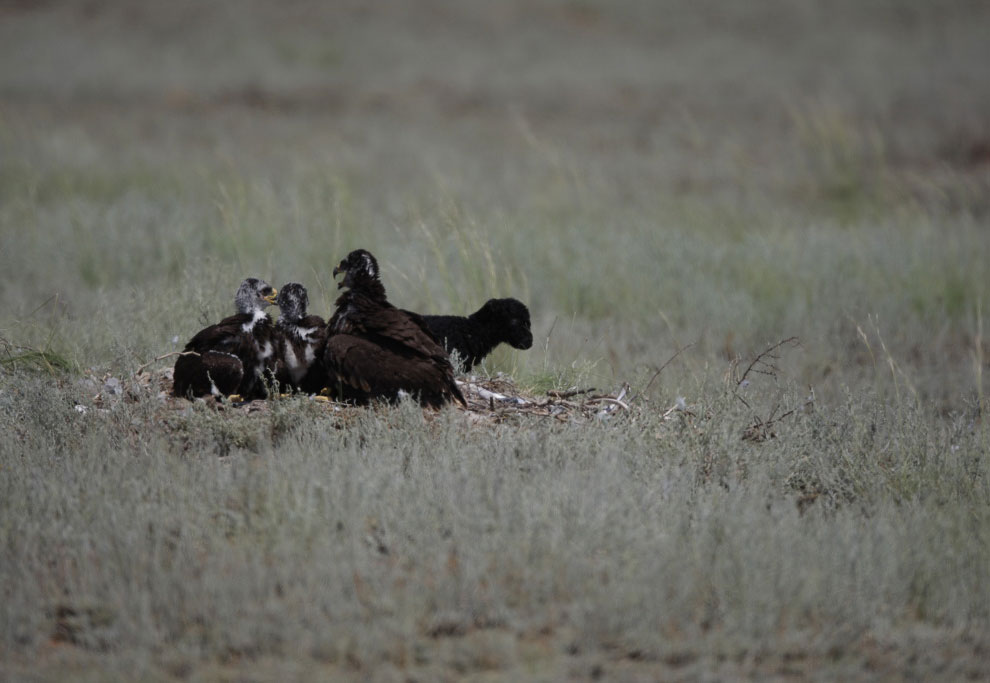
[{"left": 479, "top": 298, "right": 501, "bottom": 318}]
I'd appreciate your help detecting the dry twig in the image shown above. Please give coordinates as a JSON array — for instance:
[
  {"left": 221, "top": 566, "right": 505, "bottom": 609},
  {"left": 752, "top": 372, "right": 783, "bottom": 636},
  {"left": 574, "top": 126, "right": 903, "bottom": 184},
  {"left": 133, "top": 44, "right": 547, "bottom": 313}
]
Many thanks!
[
  {"left": 632, "top": 342, "right": 696, "bottom": 402},
  {"left": 135, "top": 351, "right": 200, "bottom": 376},
  {"left": 546, "top": 387, "right": 595, "bottom": 399},
  {"left": 736, "top": 337, "right": 799, "bottom": 387},
  {"left": 733, "top": 337, "right": 807, "bottom": 441}
]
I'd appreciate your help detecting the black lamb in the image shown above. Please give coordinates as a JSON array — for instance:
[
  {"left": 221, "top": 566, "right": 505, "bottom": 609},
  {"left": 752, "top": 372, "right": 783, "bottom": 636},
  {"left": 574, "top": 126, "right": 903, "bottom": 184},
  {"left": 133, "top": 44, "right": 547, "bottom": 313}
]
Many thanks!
[{"left": 418, "top": 298, "right": 533, "bottom": 371}]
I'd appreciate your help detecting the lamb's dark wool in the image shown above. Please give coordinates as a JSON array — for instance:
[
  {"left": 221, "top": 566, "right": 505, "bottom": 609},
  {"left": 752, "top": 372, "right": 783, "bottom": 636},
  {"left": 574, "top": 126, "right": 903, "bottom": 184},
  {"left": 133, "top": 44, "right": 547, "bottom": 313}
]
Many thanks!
[
  {"left": 274, "top": 282, "right": 327, "bottom": 394},
  {"left": 420, "top": 298, "right": 533, "bottom": 370},
  {"left": 173, "top": 278, "right": 278, "bottom": 400},
  {"left": 323, "top": 249, "right": 466, "bottom": 408}
]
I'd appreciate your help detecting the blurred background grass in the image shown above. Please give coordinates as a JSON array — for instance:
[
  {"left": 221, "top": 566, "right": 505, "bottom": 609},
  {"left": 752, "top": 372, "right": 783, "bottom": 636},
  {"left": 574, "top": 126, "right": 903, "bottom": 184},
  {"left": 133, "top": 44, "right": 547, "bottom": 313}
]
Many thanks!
[{"left": 1, "top": 1, "right": 989, "bottom": 679}]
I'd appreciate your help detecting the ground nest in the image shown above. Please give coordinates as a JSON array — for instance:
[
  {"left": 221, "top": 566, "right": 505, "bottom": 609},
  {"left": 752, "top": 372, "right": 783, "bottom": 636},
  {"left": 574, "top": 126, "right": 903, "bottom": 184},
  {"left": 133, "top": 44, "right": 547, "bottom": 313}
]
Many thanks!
[
  {"left": 72, "top": 364, "right": 693, "bottom": 430},
  {"left": 69, "top": 338, "right": 806, "bottom": 440}
]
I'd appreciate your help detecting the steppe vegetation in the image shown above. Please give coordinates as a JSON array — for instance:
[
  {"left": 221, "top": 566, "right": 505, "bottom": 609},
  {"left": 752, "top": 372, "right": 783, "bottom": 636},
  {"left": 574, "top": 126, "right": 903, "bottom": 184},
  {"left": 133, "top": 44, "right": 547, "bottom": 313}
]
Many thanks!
[{"left": 1, "top": 1, "right": 989, "bottom": 680}]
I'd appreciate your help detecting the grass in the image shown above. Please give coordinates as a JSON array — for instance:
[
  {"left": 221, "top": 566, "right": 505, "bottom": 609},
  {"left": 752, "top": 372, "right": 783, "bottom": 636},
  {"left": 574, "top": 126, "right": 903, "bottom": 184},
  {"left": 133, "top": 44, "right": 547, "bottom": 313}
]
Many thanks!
[
  {"left": 1, "top": 369, "right": 987, "bottom": 680},
  {"left": 1, "top": 0, "right": 989, "bottom": 679}
]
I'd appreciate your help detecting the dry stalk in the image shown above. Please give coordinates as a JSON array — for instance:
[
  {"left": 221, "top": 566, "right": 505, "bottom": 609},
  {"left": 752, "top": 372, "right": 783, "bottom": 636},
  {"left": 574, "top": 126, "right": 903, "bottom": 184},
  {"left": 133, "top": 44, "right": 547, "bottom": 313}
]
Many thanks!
[
  {"left": 135, "top": 351, "right": 200, "bottom": 376},
  {"left": 736, "top": 337, "right": 799, "bottom": 387},
  {"left": 546, "top": 387, "right": 596, "bottom": 399},
  {"left": 733, "top": 337, "right": 808, "bottom": 441},
  {"left": 630, "top": 342, "right": 695, "bottom": 403}
]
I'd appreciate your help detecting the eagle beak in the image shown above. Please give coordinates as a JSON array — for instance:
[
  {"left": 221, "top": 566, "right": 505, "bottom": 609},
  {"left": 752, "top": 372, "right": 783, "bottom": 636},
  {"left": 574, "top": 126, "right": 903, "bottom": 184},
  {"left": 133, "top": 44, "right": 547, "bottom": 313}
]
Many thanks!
[
  {"left": 333, "top": 263, "right": 345, "bottom": 288},
  {"left": 264, "top": 289, "right": 278, "bottom": 305}
]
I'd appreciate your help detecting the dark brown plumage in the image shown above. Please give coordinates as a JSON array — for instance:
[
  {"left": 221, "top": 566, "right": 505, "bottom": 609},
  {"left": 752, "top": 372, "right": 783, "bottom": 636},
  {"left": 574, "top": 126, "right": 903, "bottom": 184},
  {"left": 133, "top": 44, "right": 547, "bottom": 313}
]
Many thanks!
[
  {"left": 273, "top": 282, "right": 327, "bottom": 394},
  {"left": 323, "top": 250, "right": 466, "bottom": 408},
  {"left": 172, "top": 278, "right": 278, "bottom": 400},
  {"left": 418, "top": 298, "right": 533, "bottom": 371}
]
